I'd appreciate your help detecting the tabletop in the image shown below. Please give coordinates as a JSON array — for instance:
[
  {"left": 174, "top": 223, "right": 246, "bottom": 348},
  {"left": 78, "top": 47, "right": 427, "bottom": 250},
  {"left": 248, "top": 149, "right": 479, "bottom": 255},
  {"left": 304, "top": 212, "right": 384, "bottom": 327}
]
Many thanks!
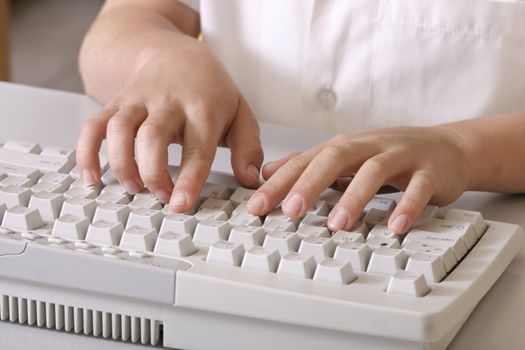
[{"left": 0, "top": 82, "right": 523, "bottom": 350}]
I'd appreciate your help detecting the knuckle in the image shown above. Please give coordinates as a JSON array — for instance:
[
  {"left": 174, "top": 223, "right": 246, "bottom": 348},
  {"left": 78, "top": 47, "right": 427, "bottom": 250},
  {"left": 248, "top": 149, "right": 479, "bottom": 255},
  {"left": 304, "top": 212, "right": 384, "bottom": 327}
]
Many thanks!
[
  {"left": 136, "top": 122, "right": 164, "bottom": 141},
  {"left": 284, "top": 154, "right": 310, "bottom": 173},
  {"left": 363, "top": 156, "right": 389, "bottom": 176},
  {"left": 106, "top": 115, "right": 130, "bottom": 134},
  {"left": 183, "top": 145, "right": 213, "bottom": 164},
  {"left": 322, "top": 144, "right": 346, "bottom": 160}
]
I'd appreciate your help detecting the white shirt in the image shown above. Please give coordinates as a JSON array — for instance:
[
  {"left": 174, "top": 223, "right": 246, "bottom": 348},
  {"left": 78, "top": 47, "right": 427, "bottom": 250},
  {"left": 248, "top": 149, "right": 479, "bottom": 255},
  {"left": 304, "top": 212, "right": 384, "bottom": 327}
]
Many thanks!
[{"left": 180, "top": 0, "right": 525, "bottom": 133}]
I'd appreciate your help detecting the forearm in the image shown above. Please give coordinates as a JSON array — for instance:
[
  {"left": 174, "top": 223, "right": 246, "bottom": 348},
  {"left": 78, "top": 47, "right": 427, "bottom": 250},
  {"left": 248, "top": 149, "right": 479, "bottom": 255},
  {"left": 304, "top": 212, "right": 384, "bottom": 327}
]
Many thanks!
[
  {"left": 439, "top": 113, "right": 525, "bottom": 193},
  {"left": 79, "top": 0, "right": 199, "bottom": 103}
]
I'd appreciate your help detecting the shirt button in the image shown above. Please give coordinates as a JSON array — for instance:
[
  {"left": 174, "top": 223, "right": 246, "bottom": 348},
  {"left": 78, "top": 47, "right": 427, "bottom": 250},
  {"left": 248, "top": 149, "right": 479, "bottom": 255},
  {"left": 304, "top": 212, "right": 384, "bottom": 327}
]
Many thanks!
[{"left": 317, "top": 87, "right": 337, "bottom": 110}]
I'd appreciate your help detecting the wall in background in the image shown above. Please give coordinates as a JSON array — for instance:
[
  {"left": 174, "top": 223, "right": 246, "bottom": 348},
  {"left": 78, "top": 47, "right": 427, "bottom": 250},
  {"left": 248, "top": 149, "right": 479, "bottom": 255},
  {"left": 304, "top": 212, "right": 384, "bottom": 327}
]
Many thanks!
[{"left": 10, "top": 0, "right": 102, "bottom": 93}]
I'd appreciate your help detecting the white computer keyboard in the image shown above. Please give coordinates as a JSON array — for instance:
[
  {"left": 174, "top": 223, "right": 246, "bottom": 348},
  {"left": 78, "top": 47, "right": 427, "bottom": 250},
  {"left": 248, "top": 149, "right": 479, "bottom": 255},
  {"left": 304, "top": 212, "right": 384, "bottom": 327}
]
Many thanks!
[{"left": 0, "top": 139, "right": 523, "bottom": 350}]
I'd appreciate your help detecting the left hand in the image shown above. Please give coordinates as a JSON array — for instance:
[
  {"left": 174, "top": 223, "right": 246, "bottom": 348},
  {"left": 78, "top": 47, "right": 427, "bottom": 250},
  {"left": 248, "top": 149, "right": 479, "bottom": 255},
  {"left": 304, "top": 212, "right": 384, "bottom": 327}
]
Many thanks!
[{"left": 246, "top": 125, "right": 472, "bottom": 234}]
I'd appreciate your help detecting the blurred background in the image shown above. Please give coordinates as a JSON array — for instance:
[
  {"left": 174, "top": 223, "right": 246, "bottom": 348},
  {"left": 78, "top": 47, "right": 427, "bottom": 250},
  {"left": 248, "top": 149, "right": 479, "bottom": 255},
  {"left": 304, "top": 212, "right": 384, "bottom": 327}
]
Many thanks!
[{"left": 1, "top": 0, "right": 103, "bottom": 93}]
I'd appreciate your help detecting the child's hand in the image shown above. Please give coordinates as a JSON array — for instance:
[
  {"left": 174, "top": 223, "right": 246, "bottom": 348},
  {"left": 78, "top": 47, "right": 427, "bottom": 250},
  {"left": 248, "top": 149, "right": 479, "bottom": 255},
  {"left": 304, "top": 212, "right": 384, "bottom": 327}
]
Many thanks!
[
  {"left": 247, "top": 126, "right": 471, "bottom": 234},
  {"left": 76, "top": 36, "right": 263, "bottom": 211}
]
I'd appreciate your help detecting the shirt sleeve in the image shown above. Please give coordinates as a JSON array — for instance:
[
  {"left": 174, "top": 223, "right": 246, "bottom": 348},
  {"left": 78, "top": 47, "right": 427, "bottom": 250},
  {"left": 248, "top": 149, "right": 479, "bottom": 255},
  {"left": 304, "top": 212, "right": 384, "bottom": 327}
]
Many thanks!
[{"left": 177, "top": 0, "right": 200, "bottom": 13}]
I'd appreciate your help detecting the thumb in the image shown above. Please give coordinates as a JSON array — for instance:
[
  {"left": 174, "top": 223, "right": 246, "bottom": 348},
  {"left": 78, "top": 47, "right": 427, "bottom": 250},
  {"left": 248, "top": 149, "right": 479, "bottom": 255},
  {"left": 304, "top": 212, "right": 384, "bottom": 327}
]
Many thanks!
[{"left": 226, "top": 96, "right": 264, "bottom": 188}]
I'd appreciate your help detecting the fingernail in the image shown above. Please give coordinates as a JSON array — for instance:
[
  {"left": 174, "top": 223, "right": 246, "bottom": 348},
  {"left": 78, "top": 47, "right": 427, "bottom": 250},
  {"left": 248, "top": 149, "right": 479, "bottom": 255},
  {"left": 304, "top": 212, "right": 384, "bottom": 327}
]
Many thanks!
[
  {"left": 82, "top": 169, "right": 96, "bottom": 186},
  {"left": 247, "top": 164, "right": 260, "bottom": 184},
  {"left": 283, "top": 194, "right": 304, "bottom": 217},
  {"left": 247, "top": 193, "right": 266, "bottom": 212},
  {"left": 390, "top": 214, "right": 408, "bottom": 234},
  {"left": 170, "top": 191, "right": 187, "bottom": 208},
  {"left": 123, "top": 180, "right": 141, "bottom": 194},
  {"left": 328, "top": 209, "right": 349, "bottom": 231},
  {"left": 155, "top": 189, "right": 172, "bottom": 204}
]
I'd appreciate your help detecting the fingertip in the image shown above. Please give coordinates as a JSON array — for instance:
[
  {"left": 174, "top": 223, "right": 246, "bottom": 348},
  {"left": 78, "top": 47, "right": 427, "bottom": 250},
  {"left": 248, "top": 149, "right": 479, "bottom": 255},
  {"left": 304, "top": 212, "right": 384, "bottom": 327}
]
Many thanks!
[
  {"left": 169, "top": 190, "right": 189, "bottom": 212},
  {"left": 81, "top": 169, "right": 99, "bottom": 186},
  {"left": 246, "top": 192, "right": 267, "bottom": 215},
  {"left": 389, "top": 213, "right": 409, "bottom": 235}
]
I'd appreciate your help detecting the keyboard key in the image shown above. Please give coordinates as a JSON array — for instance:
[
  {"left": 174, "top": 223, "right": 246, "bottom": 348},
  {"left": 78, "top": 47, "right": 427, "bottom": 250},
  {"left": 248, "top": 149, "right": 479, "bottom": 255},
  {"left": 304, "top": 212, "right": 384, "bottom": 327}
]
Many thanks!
[
  {"left": 159, "top": 213, "right": 198, "bottom": 235},
  {"left": 206, "top": 240, "right": 245, "bottom": 266},
  {"left": 306, "top": 200, "right": 330, "bottom": 216},
  {"left": 119, "top": 226, "right": 158, "bottom": 252},
  {"left": 262, "top": 218, "right": 296, "bottom": 234},
  {"left": 0, "top": 175, "right": 33, "bottom": 188},
  {"left": 403, "top": 230, "right": 468, "bottom": 261},
  {"left": 126, "top": 208, "right": 164, "bottom": 231},
  {"left": 199, "top": 198, "right": 234, "bottom": 217},
  {"left": 413, "top": 205, "right": 440, "bottom": 226},
  {"left": 39, "top": 146, "right": 76, "bottom": 160},
  {"left": 193, "top": 220, "right": 231, "bottom": 245},
  {"left": 52, "top": 214, "right": 90, "bottom": 240},
  {"left": 277, "top": 252, "right": 317, "bottom": 279},
  {"left": 298, "top": 236, "right": 336, "bottom": 262},
  {"left": 1, "top": 205, "right": 45, "bottom": 231},
  {"left": 0, "top": 185, "right": 32, "bottom": 207},
  {"left": 30, "top": 181, "right": 67, "bottom": 194},
  {"left": 444, "top": 209, "right": 487, "bottom": 238},
  {"left": 333, "top": 241, "right": 372, "bottom": 271},
  {"left": 318, "top": 189, "right": 342, "bottom": 208},
  {"left": 3, "top": 140, "right": 41, "bottom": 154},
  {"left": 60, "top": 197, "right": 97, "bottom": 221},
  {"left": 100, "top": 183, "right": 129, "bottom": 197},
  {"left": 241, "top": 246, "right": 280, "bottom": 272},
  {"left": 367, "top": 236, "right": 401, "bottom": 250},
  {"left": 414, "top": 219, "right": 478, "bottom": 250},
  {"left": 199, "top": 183, "right": 232, "bottom": 201},
  {"left": 85, "top": 220, "right": 124, "bottom": 246},
  {"left": 362, "top": 208, "right": 391, "bottom": 228},
  {"left": 128, "top": 197, "right": 162, "bottom": 210},
  {"left": 0, "top": 147, "right": 73, "bottom": 173},
  {"left": 367, "top": 224, "right": 398, "bottom": 241},
  {"left": 38, "top": 172, "right": 74, "bottom": 188},
  {"left": 154, "top": 232, "right": 196, "bottom": 257},
  {"left": 93, "top": 203, "right": 130, "bottom": 226},
  {"left": 263, "top": 230, "right": 301, "bottom": 256},
  {"left": 331, "top": 231, "right": 365, "bottom": 244},
  {"left": 0, "top": 203, "right": 5, "bottom": 222},
  {"left": 296, "top": 224, "right": 330, "bottom": 238},
  {"left": 0, "top": 162, "right": 40, "bottom": 183},
  {"left": 229, "top": 212, "right": 262, "bottom": 227},
  {"left": 403, "top": 240, "right": 457, "bottom": 272},
  {"left": 228, "top": 225, "right": 266, "bottom": 248},
  {"left": 313, "top": 258, "right": 356, "bottom": 285},
  {"left": 194, "top": 208, "right": 228, "bottom": 222},
  {"left": 405, "top": 252, "right": 447, "bottom": 283},
  {"left": 299, "top": 213, "right": 328, "bottom": 229},
  {"left": 63, "top": 187, "right": 98, "bottom": 200},
  {"left": 266, "top": 208, "right": 300, "bottom": 228},
  {"left": 364, "top": 197, "right": 396, "bottom": 214},
  {"left": 229, "top": 187, "right": 256, "bottom": 206},
  {"left": 386, "top": 270, "right": 430, "bottom": 297},
  {"left": 367, "top": 247, "right": 408, "bottom": 275},
  {"left": 95, "top": 192, "right": 130, "bottom": 205}
]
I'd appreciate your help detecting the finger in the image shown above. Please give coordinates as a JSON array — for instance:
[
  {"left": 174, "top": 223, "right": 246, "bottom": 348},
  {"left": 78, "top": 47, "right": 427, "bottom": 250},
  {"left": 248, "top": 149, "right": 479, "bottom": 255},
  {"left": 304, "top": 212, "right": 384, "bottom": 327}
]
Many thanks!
[
  {"left": 76, "top": 106, "right": 117, "bottom": 185},
  {"left": 169, "top": 117, "right": 219, "bottom": 212},
  {"left": 136, "top": 107, "right": 183, "bottom": 203},
  {"left": 106, "top": 104, "right": 147, "bottom": 194},
  {"left": 261, "top": 152, "right": 301, "bottom": 180},
  {"left": 328, "top": 153, "right": 410, "bottom": 231},
  {"left": 225, "top": 97, "right": 264, "bottom": 188},
  {"left": 282, "top": 143, "right": 376, "bottom": 217},
  {"left": 246, "top": 148, "right": 321, "bottom": 216},
  {"left": 388, "top": 171, "right": 435, "bottom": 234}
]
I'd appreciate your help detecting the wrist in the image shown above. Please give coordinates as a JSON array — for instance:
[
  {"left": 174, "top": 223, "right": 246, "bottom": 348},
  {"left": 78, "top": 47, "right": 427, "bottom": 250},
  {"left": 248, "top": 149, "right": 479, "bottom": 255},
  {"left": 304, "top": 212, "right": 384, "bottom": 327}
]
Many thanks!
[{"left": 433, "top": 123, "right": 479, "bottom": 191}]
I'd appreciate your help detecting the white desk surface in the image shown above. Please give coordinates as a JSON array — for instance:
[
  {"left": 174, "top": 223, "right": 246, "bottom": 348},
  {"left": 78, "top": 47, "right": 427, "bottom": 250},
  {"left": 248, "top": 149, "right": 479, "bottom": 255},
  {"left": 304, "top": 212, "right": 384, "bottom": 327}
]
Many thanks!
[{"left": 0, "top": 82, "right": 523, "bottom": 350}]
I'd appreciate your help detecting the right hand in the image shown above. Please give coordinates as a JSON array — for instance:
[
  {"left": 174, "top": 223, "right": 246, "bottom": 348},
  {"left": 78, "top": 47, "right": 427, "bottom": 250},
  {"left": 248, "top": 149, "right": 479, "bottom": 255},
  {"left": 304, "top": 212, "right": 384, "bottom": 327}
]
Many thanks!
[{"left": 76, "top": 36, "right": 263, "bottom": 212}]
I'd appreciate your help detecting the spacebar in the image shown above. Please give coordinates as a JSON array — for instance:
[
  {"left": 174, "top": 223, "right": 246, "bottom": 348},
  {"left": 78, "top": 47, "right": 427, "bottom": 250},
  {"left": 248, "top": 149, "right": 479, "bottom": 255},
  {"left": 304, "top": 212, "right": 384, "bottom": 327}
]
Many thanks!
[{"left": 0, "top": 240, "right": 190, "bottom": 304}]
